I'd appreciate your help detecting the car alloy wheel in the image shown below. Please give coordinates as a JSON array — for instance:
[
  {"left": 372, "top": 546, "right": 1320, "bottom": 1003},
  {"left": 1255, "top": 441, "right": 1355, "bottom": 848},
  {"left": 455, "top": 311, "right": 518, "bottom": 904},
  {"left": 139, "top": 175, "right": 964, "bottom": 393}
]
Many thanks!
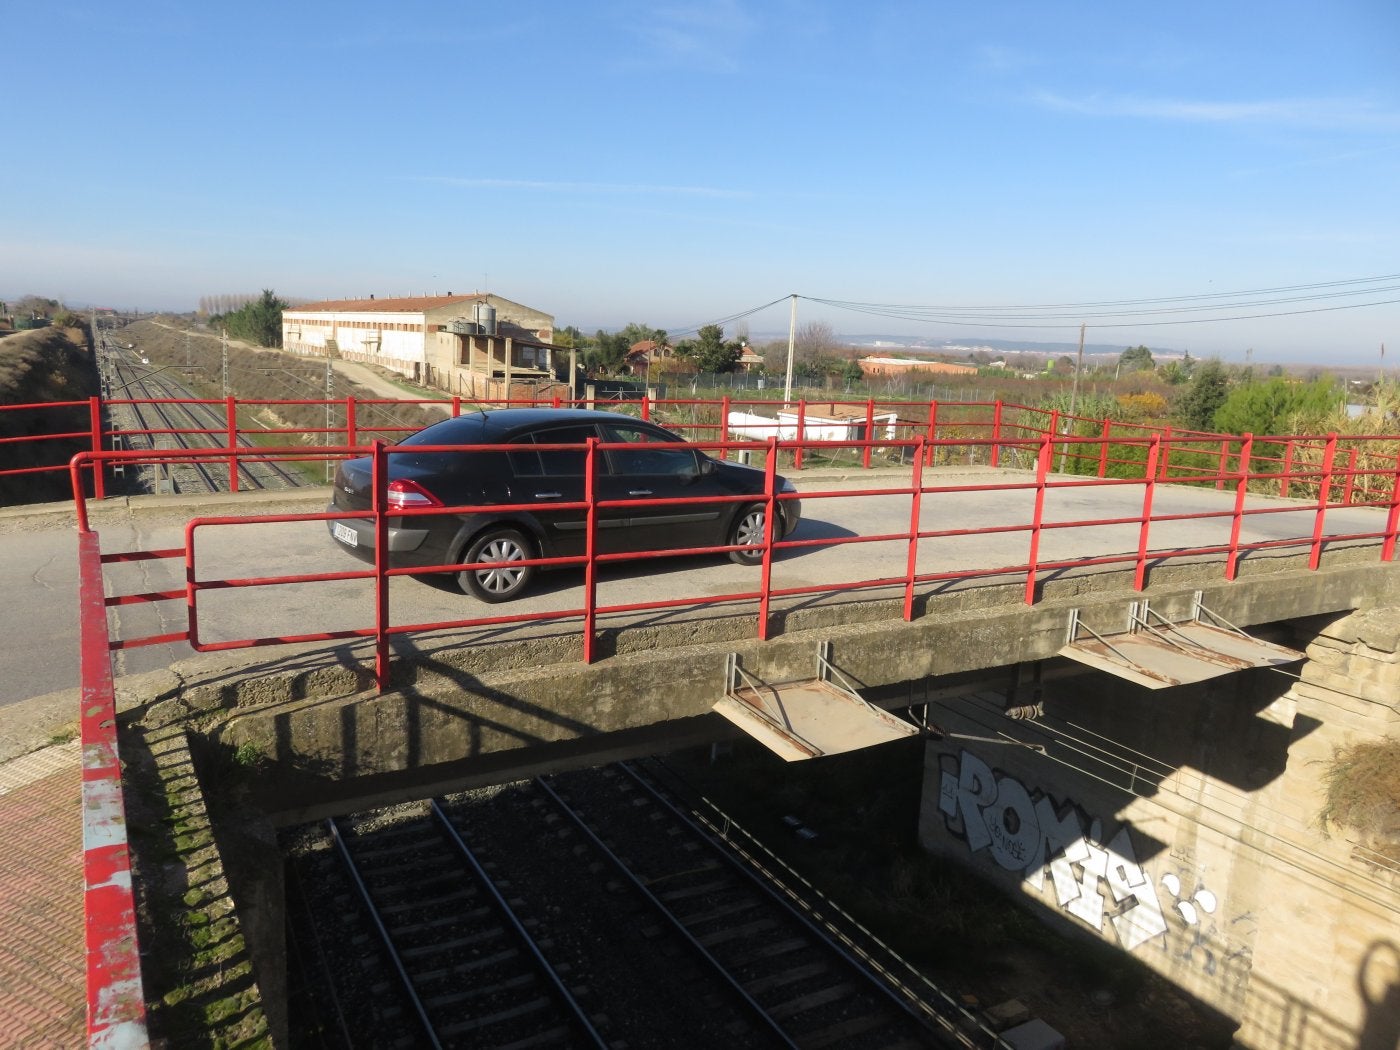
[
  {"left": 728, "top": 504, "right": 768, "bottom": 565},
  {"left": 459, "top": 528, "right": 535, "bottom": 602}
]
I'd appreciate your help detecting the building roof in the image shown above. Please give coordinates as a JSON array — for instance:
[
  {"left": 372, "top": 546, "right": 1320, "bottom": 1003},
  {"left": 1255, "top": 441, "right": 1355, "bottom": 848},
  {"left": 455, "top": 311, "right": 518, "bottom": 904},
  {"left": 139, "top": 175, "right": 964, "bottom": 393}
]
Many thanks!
[
  {"left": 289, "top": 293, "right": 489, "bottom": 314},
  {"left": 859, "top": 356, "right": 978, "bottom": 374}
]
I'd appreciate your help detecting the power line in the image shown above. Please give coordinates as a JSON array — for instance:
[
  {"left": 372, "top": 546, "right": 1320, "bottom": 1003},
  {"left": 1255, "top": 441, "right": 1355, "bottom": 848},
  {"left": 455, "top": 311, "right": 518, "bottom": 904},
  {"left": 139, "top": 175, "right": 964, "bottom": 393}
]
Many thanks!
[
  {"left": 802, "top": 293, "right": 1400, "bottom": 330},
  {"left": 661, "top": 274, "right": 1398, "bottom": 341},
  {"left": 813, "top": 272, "right": 1400, "bottom": 313},
  {"left": 669, "top": 295, "right": 793, "bottom": 340}
]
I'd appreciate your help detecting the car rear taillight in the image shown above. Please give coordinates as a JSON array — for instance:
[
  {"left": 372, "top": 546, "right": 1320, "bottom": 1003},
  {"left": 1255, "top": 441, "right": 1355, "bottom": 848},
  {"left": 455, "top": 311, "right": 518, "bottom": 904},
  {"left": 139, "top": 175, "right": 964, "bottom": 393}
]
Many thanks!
[{"left": 386, "top": 479, "right": 444, "bottom": 511}]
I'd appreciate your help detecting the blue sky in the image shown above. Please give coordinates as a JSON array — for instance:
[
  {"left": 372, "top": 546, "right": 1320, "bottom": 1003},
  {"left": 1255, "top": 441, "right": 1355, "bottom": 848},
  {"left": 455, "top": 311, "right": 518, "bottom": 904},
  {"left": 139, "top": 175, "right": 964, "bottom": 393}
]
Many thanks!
[{"left": 4, "top": 1, "right": 1398, "bottom": 362}]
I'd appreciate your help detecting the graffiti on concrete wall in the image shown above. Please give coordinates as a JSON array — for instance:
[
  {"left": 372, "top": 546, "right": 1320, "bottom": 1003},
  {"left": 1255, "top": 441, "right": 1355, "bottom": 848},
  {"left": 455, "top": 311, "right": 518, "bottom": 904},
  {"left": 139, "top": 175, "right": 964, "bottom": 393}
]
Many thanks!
[{"left": 937, "top": 748, "right": 1184, "bottom": 952}]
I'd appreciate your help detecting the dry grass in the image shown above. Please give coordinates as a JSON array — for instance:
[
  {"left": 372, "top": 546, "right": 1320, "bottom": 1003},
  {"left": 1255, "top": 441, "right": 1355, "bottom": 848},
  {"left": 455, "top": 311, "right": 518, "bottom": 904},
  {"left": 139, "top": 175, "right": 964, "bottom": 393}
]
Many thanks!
[
  {"left": 0, "top": 326, "right": 98, "bottom": 504},
  {"left": 1320, "top": 738, "right": 1400, "bottom": 862}
]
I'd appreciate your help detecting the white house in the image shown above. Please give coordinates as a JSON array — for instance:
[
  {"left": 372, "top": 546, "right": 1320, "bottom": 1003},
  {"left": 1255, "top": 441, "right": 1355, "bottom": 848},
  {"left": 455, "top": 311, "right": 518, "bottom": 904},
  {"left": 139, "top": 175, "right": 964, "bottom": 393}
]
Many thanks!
[{"left": 282, "top": 292, "right": 564, "bottom": 401}]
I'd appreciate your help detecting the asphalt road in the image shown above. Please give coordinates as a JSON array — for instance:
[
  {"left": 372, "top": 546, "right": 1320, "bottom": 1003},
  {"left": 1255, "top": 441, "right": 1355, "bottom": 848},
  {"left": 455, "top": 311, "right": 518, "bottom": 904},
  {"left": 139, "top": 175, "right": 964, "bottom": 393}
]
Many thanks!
[{"left": 2, "top": 468, "right": 1392, "bottom": 708}]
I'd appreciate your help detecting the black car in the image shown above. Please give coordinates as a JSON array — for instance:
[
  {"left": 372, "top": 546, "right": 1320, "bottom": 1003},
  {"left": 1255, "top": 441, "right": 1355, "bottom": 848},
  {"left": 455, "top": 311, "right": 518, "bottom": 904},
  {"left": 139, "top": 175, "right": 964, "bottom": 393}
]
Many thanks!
[{"left": 328, "top": 408, "right": 802, "bottom": 601}]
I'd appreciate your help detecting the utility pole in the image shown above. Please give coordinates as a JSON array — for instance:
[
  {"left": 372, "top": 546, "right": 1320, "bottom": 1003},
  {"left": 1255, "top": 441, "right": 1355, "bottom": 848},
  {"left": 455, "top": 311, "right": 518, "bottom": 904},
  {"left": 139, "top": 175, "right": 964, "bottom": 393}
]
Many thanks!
[
  {"left": 221, "top": 328, "right": 229, "bottom": 397},
  {"left": 325, "top": 357, "right": 335, "bottom": 482},
  {"left": 1068, "top": 323, "right": 1085, "bottom": 418},
  {"left": 783, "top": 294, "right": 797, "bottom": 406},
  {"left": 1059, "top": 323, "right": 1086, "bottom": 474}
]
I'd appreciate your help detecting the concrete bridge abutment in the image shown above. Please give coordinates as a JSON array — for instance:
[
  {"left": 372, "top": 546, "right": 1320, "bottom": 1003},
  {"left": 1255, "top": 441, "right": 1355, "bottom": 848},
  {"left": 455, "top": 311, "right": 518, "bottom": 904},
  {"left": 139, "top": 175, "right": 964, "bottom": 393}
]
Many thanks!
[{"left": 915, "top": 605, "right": 1400, "bottom": 1049}]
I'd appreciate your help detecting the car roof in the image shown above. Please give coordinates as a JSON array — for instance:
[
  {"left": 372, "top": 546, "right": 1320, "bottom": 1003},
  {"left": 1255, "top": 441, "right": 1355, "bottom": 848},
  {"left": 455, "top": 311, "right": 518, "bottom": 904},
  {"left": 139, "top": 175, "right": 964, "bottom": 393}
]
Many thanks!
[{"left": 457, "top": 407, "right": 664, "bottom": 439}]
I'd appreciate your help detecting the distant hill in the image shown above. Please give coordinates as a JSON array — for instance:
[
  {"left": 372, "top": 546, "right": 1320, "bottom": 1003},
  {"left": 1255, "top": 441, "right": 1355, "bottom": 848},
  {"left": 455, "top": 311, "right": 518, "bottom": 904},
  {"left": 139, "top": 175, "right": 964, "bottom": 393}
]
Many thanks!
[{"left": 749, "top": 330, "right": 1181, "bottom": 361}]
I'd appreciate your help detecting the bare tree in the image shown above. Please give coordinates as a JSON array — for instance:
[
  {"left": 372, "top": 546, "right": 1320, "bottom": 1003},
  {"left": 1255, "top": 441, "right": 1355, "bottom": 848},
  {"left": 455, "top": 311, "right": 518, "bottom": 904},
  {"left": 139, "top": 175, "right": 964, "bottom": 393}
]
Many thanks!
[{"left": 795, "top": 320, "right": 843, "bottom": 366}]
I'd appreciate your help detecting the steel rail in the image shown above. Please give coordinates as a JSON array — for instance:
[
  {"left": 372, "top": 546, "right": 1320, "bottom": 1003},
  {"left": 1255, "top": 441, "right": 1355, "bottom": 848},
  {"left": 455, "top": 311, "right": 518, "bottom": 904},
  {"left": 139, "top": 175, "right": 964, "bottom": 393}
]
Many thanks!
[
  {"left": 614, "top": 761, "right": 986, "bottom": 1047},
  {"left": 532, "top": 774, "right": 803, "bottom": 1049},
  {"left": 325, "top": 817, "right": 444, "bottom": 1050},
  {"left": 428, "top": 800, "right": 610, "bottom": 1048}
]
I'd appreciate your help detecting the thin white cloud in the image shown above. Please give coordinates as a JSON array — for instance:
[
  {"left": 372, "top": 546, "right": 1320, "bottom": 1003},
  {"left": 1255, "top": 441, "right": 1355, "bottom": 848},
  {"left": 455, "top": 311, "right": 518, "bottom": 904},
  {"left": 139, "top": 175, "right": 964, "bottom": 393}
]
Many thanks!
[
  {"left": 416, "top": 176, "right": 750, "bottom": 200},
  {"left": 1031, "top": 90, "right": 1400, "bottom": 131},
  {"left": 617, "top": 0, "right": 758, "bottom": 73},
  {"left": 975, "top": 44, "right": 1032, "bottom": 75}
]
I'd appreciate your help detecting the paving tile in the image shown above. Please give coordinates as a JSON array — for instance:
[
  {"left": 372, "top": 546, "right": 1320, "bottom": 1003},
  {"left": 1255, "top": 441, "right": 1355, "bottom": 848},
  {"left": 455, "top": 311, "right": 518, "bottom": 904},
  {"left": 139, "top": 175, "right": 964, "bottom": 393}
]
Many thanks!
[{"left": 0, "top": 746, "right": 86, "bottom": 1046}]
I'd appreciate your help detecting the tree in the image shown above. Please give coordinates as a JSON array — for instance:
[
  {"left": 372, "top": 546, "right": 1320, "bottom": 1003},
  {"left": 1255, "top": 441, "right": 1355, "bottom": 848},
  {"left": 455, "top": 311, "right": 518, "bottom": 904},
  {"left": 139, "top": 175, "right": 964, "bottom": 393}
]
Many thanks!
[
  {"left": 1212, "top": 376, "right": 1341, "bottom": 437},
  {"left": 1117, "top": 345, "right": 1154, "bottom": 374},
  {"left": 619, "top": 322, "right": 667, "bottom": 349},
  {"left": 212, "top": 289, "right": 288, "bottom": 348},
  {"left": 590, "top": 329, "right": 631, "bottom": 373},
  {"left": 684, "top": 324, "right": 742, "bottom": 373},
  {"left": 1173, "top": 359, "right": 1230, "bottom": 431},
  {"left": 553, "top": 325, "right": 585, "bottom": 349},
  {"left": 794, "top": 320, "right": 840, "bottom": 364}
]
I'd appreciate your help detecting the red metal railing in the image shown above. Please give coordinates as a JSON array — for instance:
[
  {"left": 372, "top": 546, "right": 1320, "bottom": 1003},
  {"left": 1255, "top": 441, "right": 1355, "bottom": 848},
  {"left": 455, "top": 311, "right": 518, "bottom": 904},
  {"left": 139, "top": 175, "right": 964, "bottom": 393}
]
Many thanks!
[
  {"left": 14, "top": 391, "right": 1400, "bottom": 505},
  {"left": 69, "top": 428, "right": 1400, "bottom": 691},
  {"left": 77, "top": 531, "right": 149, "bottom": 1046}
]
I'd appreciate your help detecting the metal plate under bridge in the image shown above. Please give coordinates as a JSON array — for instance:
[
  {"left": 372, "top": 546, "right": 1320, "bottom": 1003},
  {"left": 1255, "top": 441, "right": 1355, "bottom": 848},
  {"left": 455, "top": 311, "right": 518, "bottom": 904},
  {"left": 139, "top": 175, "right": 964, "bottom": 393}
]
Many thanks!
[
  {"left": 1058, "top": 595, "right": 1303, "bottom": 690},
  {"left": 713, "top": 650, "right": 920, "bottom": 762}
]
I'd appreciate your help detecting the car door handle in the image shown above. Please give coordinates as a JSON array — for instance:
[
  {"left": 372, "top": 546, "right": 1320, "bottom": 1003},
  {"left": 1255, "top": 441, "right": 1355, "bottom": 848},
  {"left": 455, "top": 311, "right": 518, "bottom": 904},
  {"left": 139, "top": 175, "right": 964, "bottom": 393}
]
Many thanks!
[
  {"left": 628, "top": 489, "right": 653, "bottom": 497},
  {"left": 534, "top": 491, "right": 563, "bottom": 499}
]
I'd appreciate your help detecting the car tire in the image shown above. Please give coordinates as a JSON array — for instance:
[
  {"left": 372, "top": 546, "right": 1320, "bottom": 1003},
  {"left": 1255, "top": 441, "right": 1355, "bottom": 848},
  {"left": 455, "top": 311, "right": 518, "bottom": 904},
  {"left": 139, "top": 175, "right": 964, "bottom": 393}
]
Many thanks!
[
  {"left": 458, "top": 528, "right": 535, "bottom": 602},
  {"left": 727, "top": 503, "right": 769, "bottom": 565}
]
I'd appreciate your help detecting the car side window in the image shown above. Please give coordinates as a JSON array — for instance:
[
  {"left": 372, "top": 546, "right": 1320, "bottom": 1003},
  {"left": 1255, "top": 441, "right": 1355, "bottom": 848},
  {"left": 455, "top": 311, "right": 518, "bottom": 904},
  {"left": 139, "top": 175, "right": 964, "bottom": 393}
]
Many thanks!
[
  {"left": 512, "top": 424, "right": 601, "bottom": 477},
  {"left": 603, "top": 423, "right": 699, "bottom": 476}
]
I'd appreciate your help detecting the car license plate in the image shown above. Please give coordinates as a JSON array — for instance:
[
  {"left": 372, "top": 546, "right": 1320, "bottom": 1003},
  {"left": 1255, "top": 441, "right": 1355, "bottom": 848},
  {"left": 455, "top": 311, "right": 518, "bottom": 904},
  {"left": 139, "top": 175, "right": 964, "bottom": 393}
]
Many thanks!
[{"left": 332, "top": 522, "right": 358, "bottom": 547}]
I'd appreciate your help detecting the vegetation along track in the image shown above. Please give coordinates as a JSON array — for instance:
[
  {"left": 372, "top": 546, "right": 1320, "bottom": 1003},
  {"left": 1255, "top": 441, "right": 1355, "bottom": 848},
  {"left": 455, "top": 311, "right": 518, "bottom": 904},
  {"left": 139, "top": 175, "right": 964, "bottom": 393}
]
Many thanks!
[
  {"left": 102, "top": 345, "right": 307, "bottom": 495},
  {"left": 285, "top": 760, "right": 998, "bottom": 1049}
]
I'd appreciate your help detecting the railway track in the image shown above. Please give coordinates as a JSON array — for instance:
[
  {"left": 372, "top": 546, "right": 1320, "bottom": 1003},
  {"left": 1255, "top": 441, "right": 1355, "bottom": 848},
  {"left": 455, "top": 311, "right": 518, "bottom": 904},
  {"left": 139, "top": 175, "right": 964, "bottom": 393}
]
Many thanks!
[
  {"left": 101, "top": 346, "right": 308, "bottom": 495},
  {"left": 286, "top": 762, "right": 998, "bottom": 1049}
]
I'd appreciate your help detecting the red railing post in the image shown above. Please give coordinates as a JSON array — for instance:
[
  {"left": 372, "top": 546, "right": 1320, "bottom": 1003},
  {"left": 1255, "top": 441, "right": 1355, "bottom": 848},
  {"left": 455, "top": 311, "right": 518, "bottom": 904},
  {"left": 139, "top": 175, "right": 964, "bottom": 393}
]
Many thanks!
[
  {"left": 582, "top": 439, "right": 599, "bottom": 664},
  {"left": 641, "top": 392, "right": 651, "bottom": 421},
  {"left": 1225, "top": 435, "right": 1254, "bottom": 580},
  {"left": 1156, "top": 425, "right": 1173, "bottom": 481},
  {"left": 862, "top": 398, "right": 875, "bottom": 469},
  {"left": 757, "top": 437, "right": 778, "bottom": 641},
  {"left": 1281, "top": 440, "right": 1295, "bottom": 498},
  {"left": 345, "top": 398, "right": 358, "bottom": 446},
  {"left": 1097, "top": 419, "right": 1111, "bottom": 478},
  {"left": 372, "top": 440, "right": 390, "bottom": 691},
  {"left": 794, "top": 400, "right": 807, "bottom": 471},
  {"left": 452, "top": 396, "right": 462, "bottom": 417},
  {"left": 1342, "top": 446, "right": 1358, "bottom": 505},
  {"left": 1023, "top": 436, "right": 1053, "bottom": 605},
  {"left": 719, "top": 395, "right": 731, "bottom": 460},
  {"left": 1047, "top": 408, "right": 1061, "bottom": 472},
  {"left": 69, "top": 453, "right": 93, "bottom": 533},
  {"left": 904, "top": 437, "right": 926, "bottom": 620},
  {"left": 1382, "top": 450, "right": 1400, "bottom": 562},
  {"left": 1308, "top": 433, "right": 1339, "bottom": 571},
  {"left": 925, "top": 401, "right": 938, "bottom": 466},
  {"left": 990, "top": 400, "right": 1004, "bottom": 468},
  {"left": 225, "top": 396, "right": 239, "bottom": 492},
  {"left": 88, "top": 396, "right": 106, "bottom": 500},
  {"left": 1134, "top": 437, "right": 1162, "bottom": 590}
]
